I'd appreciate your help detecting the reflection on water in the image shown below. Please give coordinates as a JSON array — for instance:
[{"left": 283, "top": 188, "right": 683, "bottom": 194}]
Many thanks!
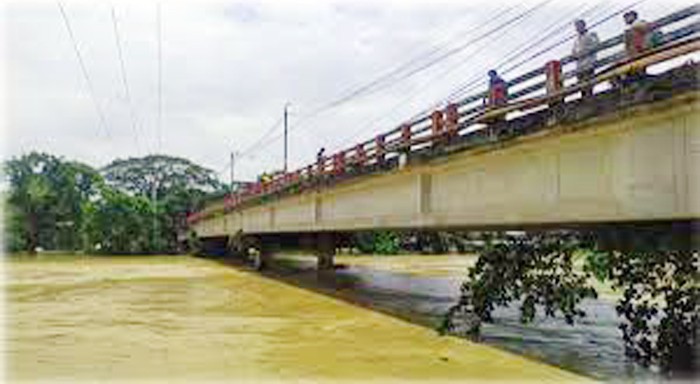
[{"left": 258, "top": 255, "right": 658, "bottom": 382}]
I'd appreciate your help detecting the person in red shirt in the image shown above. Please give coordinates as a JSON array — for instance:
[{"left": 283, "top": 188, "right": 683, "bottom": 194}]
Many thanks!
[{"left": 484, "top": 70, "right": 508, "bottom": 137}]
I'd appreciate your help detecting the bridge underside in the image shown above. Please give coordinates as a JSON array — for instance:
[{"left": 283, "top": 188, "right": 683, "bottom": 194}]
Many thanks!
[{"left": 195, "top": 82, "right": 699, "bottom": 240}]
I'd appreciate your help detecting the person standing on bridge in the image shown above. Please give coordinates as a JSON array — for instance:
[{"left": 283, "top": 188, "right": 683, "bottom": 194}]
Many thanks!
[
  {"left": 621, "top": 10, "right": 663, "bottom": 85},
  {"left": 623, "top": 10, "right": 663, "bottom": 57},
  {"left": 572, "top": 19, "right": 599, "bottom": 98},
  {"left": 486, "top": 69, "right": 508, "bottom": 108},
  {"left": 484, "top": 70, "right": 508, "bottom": 137}
]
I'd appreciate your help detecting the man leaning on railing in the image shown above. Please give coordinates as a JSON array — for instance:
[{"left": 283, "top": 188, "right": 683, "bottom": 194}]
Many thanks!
[{"left": 572, "top": 19, "right": 600, "bottom": 98}]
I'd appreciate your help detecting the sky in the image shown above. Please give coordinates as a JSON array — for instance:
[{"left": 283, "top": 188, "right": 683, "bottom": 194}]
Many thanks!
[{"left": 1, "top": 0, "right": 692, "bottom": 182}]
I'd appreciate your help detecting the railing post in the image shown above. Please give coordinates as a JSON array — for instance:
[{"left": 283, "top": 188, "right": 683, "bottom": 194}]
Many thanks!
[
  {"left": 375, "top": 134, "right": 386, "bottom": 166},
  {"left": 355, "top": 143, "right": 366, "bottom": 166},
  {"left": 445, "top": 103, "right": 459, "bottom": 140},
  {"left": 401, "top": 123, "right": 412, "bottom": 151},
  {"left": 431, "top": 110, "right": 444, "bottom": 146},
  {"left": 333, "top": 151, "right": 345, "bottom": 176},
  {"left": 545, "top": 60, "right": 564, "bottom": 115},
  {"left": 317, "top": 155, "right": 326, "bottom": 177},
  {"left": 301, "top": 165, "right": 312, "bottom": 191},
  {"left": 545, "top": 60, "right": 563, "bottom": 95}
]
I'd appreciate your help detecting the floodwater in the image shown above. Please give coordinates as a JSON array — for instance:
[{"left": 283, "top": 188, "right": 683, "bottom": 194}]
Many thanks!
[
  {"left": 5, "top": 254, "right": 587, "bottom": 382},
  {"left": 267, "top": 254, "right": 659, "bottom": 382}
]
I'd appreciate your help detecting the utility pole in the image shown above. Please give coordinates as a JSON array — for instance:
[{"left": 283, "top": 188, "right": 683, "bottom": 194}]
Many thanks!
[
  {"left": 284, "top": 102, "right": 290, "bottom": 172},
  {"left": 151, "top": 175, "right": 158, "bottom": 252},
  {"left": 229, "top": 151, "right": 236, "bottom": 195}
]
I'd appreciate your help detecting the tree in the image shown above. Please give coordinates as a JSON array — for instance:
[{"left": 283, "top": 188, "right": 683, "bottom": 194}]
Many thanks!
[
  {"left": 102, "top": 155, "right": 224, "bottom": 198},
  {"left": 440, "top": 232, "right": 596, "bottom": 337},
  {"left": 3, "top": 152, "right": 101, "bottom": 253},
  {"left": 101, "top": 155, "right": 226, "bottom": 253},
  {"left": 81, "top": 186, "right": 154, "bottom": 254},
  {"left": 352, "top": 231, "right": 400, "bottom": 255},
  {"left": 440, "top": 230, "right": 699, "bottom": 376}
]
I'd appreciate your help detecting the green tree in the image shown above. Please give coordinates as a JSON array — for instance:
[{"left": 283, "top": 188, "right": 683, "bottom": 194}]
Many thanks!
[
  {"left": 3, "top": 152, "right": 101, "bottom": 253},
  {"left": 81, "top": 186, "right": 153, "bottom": 254},
  {"left": 352, "top": 231, "right": 400, "bottom": 255},
  {"left": 4, "top": 196, "right": 29, "bottom": 253},
  {"left": 440, "top": 230, "right": 698, "bottom": 376},
  {"left": 101, "top": 155, "right": 226, "bottom": 253}
]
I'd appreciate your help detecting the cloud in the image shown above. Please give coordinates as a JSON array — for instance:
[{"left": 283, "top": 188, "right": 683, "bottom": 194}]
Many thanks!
[{"left": 2, "top": 0, "right": 688, "bottom": 181}]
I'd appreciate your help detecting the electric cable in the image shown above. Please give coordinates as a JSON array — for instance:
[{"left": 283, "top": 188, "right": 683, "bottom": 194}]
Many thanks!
[{"left": 57, "top": 0, "right": 111, "bottom": 138}]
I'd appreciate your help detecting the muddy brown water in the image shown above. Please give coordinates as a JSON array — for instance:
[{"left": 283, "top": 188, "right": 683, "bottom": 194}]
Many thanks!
[
  {"left": 261, "top": 253, "right": 661, "bottom": 382},
  {"left": 5, "top": 254, "right": 588, "bottom": 382}
]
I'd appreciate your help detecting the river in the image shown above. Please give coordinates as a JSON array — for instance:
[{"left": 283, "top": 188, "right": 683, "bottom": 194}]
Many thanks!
[
  {"left": 4, "top": 253, "right": 630, "bottom": 381},
  {"left": 269, "top": 254, "right": 660, "bottom": 382}
]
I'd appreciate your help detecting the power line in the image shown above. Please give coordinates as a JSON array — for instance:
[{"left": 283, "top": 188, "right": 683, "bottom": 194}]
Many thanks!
[
  {"left": 211, "top": 113, "right": 285, "bottom": 180},
  {"left": 407, "top": 0, "right": 643, "bottom": 137},
  {"left": 328, "top": 0, "right": 639, "bottom": 154},
  {"left": 110, "top": 5, "right": 142, "bottom": 153},
  {"left": 156, "top": 2, "right": 163, "bottom": 154},
  {"left": 444, "top": 0, "right": 647, "bottom": 103},
  {"left": 240, "top": 1, "right": 553, "bottom": 158},
  {"left": 330, "top": 0, "right": 572, "bottom": 150},
  {"left": 226, "top": 0, "right": 647, "bottom": 177},
  {"left": 303, "top": 0, "right": 552, "bottom": 122},
  {"left": 239, "top": 115, "right": 284, "bottom": 158},
  {"left": 299, "top": 4, "right": 521, "bottom": 120},
  {"left": 501, "top": 0, "right": 647, "bottom": 76},
  {"left": 152, "top": 3, "right": 164, "bottom": 251},
  {"left": 57, "top": 0, "right": 110, "bottom": 138}
]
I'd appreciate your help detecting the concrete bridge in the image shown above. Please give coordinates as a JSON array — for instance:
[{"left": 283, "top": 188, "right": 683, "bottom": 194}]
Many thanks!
[{"left": 189, "top": 7, "right": 700, "bottom": 268}]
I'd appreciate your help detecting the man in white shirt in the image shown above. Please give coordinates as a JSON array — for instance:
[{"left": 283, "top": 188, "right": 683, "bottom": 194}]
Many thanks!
[{"left": 572, "top": 19, "right": 600, "bottom": 98}]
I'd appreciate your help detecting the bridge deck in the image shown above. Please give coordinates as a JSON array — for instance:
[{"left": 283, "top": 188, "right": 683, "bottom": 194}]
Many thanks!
[{"left": 193, "top": 66, "right": 700, "bottom": 238}]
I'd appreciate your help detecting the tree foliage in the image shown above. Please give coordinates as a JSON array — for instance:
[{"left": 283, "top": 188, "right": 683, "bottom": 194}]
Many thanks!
[
  {"left": 3, "top": 152, "right": 101, "bottom": 253},
  {"left": 4, "top": 152, "right": 223, "bottom": 255},
  {"left": 81, "top": 187, "right": 154, "bottom": 254},
  {"left": 597, "top": 249, "right": 698, "bottom": 376},
  {"left": 440, "top": 232, "right": 596, "bottom": 337},
  {"left": 100, "top": 155, "right": 226, "bottom": 252},
  {"left": 440, "top": 230, "right": 699, "bottom": 376},
  {"left": 102, "top": 155, "right": 223, "bottom": 198},
  {"left": 352, "top": 231, "right": 400, "bottom": 255}
]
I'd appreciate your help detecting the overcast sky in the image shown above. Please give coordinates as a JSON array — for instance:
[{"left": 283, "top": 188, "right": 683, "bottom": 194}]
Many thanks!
[{"left": 1, "top": 0, "right": 689, "bottom": 182}]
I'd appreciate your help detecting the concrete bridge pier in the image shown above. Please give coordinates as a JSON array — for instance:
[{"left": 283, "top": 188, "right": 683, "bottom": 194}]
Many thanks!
[
  {"left": 316, "top": 233, "right": 335, "bottom": 270},
  {"left": 249, "top": 236, "right": 274, "bottom": 271}
]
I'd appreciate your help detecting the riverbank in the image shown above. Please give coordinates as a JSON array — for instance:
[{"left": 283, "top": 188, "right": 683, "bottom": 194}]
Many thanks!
[{"left": 5, "top": 255, "right": 588, "bottom": 382}]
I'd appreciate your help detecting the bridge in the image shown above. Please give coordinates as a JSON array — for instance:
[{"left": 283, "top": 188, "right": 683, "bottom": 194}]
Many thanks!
[{"left": 189, "top": 6, "right": 700, "bottom": 268}]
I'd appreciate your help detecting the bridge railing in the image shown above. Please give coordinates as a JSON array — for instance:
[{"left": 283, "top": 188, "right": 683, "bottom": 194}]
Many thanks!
[{"left": 189, "top": 5, "right": 699, "bottom": 225}]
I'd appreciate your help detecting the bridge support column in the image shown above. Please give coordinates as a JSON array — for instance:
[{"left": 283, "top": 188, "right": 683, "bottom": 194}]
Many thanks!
[
  {"left": 316, "top": 233, "right": 335, "bottom": 270},
  {"left": 250, "top": 236, "right": 274, "bottom": 271}
]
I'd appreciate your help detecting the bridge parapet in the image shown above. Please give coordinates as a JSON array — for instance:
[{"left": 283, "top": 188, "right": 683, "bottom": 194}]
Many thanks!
[{"left": 191, "top": 6, "right": 700, "bottom": 235}]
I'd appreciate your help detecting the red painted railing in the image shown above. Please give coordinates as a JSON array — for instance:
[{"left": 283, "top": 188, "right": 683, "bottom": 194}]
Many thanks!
[{"left": 188, "top": 6, "right": 699, "bottom": 225}]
